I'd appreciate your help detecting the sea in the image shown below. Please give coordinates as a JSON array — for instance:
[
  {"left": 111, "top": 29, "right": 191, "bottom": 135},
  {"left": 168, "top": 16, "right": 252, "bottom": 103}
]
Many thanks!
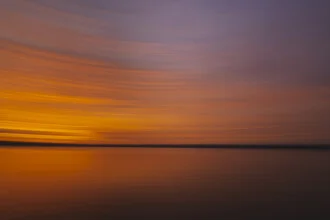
[{"left": 0, "top": 146, "right": 329, "bottom": 220}]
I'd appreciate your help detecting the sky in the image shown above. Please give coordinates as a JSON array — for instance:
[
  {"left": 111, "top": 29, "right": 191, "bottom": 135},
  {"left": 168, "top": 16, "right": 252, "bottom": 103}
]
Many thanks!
[{"left": 1, "top": 0, "right": 330, "bottom": 144}]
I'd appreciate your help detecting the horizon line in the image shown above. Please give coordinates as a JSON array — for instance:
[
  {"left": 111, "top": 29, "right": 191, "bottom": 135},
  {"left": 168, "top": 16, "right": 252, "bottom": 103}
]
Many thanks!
[{"left": 0, "top": 141, "right": 329, "bottom": 150}]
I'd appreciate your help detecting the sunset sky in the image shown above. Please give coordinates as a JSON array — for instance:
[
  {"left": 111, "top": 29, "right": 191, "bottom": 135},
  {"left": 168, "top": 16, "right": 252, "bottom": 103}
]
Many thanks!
[{"left": 1, "top": 0, "right": 330, "bottom": 144}]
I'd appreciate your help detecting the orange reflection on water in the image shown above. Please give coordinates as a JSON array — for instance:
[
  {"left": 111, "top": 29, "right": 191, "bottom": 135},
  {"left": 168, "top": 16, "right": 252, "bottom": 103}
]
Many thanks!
[
  {"left": 2, "top": 147, "right": 328, "bottom": 220},
  {"left": 0, "top": 147, "right": 228, "bottom": 215}
]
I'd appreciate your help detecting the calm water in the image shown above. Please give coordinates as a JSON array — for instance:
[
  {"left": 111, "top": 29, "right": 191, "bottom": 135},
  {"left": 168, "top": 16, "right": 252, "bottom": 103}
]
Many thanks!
[{"left": 0, "top": 147, "right": 329, "bottom": 220}]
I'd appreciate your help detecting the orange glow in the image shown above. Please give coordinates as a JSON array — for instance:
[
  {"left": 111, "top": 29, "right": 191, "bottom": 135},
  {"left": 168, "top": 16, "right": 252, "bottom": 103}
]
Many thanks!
[
  {"left": 0, "top": 147, "right": 241, "bottom": 208},
  {"left": 1, "top": 37, "right": 192, "bottom": 144}
]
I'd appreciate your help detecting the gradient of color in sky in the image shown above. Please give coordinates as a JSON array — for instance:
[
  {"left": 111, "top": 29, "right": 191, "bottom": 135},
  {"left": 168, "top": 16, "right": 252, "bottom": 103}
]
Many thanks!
[{"left": 1, "top": 0, "right": 330, "bottom": 144}]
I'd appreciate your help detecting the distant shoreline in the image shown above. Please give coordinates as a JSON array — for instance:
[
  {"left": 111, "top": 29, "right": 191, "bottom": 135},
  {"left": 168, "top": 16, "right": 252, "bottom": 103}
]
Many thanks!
[{"left": 0, "top": 141, "right": 329, "bottom": 150}]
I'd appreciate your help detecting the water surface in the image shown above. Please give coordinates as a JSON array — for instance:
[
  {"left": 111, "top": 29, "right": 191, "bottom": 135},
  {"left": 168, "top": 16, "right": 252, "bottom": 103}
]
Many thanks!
[{"left": 0, "top": 147, "right": 329, "bottom": 219}]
